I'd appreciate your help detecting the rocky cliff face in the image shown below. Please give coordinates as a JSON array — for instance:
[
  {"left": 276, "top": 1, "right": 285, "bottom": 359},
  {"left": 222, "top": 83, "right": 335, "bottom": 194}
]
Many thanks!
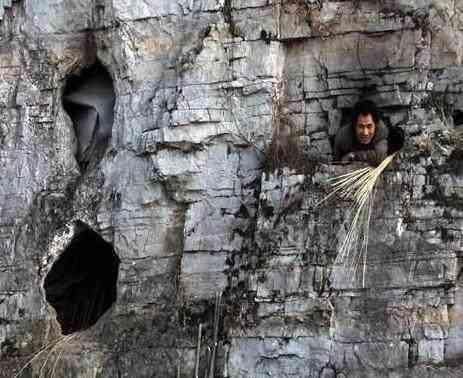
[{"left": 0, "top": 0, "right": 462, "bottom": 377}]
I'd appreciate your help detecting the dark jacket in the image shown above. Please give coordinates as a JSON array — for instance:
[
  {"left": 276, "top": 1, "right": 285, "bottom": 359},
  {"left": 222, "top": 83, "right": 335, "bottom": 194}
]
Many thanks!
[{"left": 334, "top": 120, "right": 389, "bottom": 166}]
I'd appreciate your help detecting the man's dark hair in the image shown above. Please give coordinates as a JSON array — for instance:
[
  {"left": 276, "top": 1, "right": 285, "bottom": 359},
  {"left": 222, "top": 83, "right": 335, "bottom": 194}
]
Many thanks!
[{"left": 351, "top": 100, "right": 380, "bottom": 128}]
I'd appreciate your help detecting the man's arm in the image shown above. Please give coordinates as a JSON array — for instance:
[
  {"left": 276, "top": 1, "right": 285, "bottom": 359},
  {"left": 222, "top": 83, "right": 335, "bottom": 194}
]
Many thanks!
[{"left": 353, "top": 139, "right": 388, "bottom": 166}]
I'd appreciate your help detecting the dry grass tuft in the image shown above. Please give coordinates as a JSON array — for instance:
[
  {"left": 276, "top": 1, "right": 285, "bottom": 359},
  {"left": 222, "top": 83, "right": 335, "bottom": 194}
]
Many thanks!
[
  {"left": 318, "top": 154, "right": 396, "bottom": 287},
  {"left": 264, "top": 110, "right": 307, "bottom": 174},
  {"left": 449, "top": 128, "right": 463, "bottom": 146},
  {"left": 264, "top": 97, "right": 319, "bottom": 175},
  {"left": 14, "top": 334, "right": 79, "bottom": 378}
]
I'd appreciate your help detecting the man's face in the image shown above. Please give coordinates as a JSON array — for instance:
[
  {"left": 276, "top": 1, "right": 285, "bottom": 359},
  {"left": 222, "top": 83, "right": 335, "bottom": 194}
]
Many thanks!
[{"left": 355, "top": 113, "right": 376, "bottom": 145}]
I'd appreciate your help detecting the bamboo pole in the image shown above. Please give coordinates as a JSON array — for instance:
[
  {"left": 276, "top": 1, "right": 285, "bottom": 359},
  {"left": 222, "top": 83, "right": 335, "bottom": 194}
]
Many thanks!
[
  {"left": 195, "top": 323, "right": 203, "bottom": 378},
  {"left": 208, "top": 292, "right": 222, "bottom": 378}
]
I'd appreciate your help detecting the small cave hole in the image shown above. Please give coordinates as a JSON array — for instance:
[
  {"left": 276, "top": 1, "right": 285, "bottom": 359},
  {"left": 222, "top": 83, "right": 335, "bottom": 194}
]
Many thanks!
[
  {"left": 44, "top": 222, "right": 120, "bottom": 335},
  {"left": 453, "top": 110, "right": 463, "bottom": 128},
  {"left": 63, "top": 61, "right": 115, "bottom": 169},
  {"left": 387, "top": 124, "right": 405, "bottom": 154}
]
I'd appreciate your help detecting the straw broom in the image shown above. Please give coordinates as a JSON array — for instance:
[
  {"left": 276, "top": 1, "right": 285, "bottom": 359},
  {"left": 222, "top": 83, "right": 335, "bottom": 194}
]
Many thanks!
[{"left": 318, "top": 153, "right": 396, "bottom": 288}]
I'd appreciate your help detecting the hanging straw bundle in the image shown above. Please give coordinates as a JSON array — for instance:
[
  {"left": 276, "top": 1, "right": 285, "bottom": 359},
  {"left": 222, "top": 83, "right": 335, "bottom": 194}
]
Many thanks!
[{"left": 318, "top": 153, "right": 397, "bottom": 288}]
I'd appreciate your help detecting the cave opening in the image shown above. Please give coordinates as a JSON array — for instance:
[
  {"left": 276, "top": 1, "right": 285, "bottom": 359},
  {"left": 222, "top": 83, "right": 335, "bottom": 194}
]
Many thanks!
[
  {"left": 44, "top": 222, "right": 120, "bottom": 335},
  {"left": 62, "top": 61, "right": 115, "bottom": 169},
  {"left": 387, "top": 124, "right": 405, "bottom": 154},
  {"left": 453, "top": 110, "right": 463, "bottom": 128}
]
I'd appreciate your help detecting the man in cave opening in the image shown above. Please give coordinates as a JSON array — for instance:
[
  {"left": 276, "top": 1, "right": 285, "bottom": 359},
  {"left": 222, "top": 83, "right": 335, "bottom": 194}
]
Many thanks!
[{"left": 334, "top": 100, "right": 389, "bottom": 166}]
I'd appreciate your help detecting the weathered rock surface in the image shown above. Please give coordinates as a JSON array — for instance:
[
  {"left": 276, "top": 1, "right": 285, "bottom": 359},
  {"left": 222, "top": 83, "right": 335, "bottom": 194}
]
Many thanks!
[{"left": 0, "top": 0, "right": 462, "bottom": 377}]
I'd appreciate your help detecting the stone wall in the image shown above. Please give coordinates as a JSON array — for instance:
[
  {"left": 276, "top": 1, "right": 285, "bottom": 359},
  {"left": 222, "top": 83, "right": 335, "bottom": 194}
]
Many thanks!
[{"left": 0, "top": 1, "right": 462, "bottom": 377}]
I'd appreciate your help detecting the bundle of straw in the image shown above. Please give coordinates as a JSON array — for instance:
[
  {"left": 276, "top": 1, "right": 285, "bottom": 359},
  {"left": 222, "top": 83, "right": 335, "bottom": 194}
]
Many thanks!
[{"left": 318, "top": 153, "right": 396, "bottom": 288}]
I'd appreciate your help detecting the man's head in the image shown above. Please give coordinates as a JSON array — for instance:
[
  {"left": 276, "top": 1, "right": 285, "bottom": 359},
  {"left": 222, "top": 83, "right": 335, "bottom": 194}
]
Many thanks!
[{"left": 352, "top": 100, "right": 380, "bottom": 145}]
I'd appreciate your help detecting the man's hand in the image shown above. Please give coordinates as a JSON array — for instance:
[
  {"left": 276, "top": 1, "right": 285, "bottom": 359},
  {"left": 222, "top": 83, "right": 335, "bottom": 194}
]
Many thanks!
[{"left": 341, "top": 152, "right": 356, "bottom": 162}]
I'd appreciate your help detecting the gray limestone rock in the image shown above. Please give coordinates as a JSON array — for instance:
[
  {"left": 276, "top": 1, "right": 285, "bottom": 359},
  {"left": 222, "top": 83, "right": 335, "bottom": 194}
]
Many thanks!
[{"left": 0, "top": 0, "right": 463, "bottom": 377}]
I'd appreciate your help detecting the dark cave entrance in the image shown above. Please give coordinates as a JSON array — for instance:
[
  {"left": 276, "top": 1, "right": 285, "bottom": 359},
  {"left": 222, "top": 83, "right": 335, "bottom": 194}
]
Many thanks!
[
  {"left": 44, "top": 222, "right": 120, "bottom": 335},
  {"left": 453, "top": 110, "right": 463, "bottom": 128},
  {"left": 387, "top": 124, "right": 405, "bottom": 154},
  {"left": 62, "top": 61, "right": 115, "bottom": 169}
]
